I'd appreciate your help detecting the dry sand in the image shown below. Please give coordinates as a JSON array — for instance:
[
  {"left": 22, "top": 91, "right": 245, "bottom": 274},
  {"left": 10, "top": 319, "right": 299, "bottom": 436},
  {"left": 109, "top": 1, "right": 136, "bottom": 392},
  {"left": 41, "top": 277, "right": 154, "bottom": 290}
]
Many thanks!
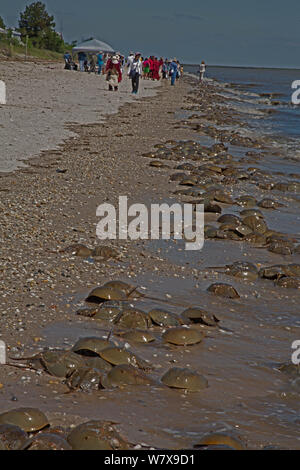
[{"left": 0, "top": 60, "right": 160, "bottom": 172}]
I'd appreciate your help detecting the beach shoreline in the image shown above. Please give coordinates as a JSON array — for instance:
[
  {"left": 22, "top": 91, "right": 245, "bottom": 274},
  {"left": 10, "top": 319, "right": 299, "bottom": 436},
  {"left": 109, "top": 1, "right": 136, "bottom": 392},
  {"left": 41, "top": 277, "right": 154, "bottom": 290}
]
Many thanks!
[{"left": 1, "top": 65, "right": 300, "bottom": 449}]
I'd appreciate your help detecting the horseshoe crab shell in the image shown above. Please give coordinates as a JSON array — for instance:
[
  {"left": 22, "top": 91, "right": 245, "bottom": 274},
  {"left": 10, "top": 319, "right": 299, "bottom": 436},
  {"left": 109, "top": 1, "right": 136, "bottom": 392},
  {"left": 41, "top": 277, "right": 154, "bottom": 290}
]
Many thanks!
[
  {"left": 72, "top": 337, "right": 114, "bottom": 356},
  {"left": 63, "top": 244, "right": 92, "bottom": 257},
  {"left": 207, "top": 283, "right": 240, "bottom": 299},
  {"left": 99, "top": 347, "right": 150, "bottom": 370},
  {"left": 65, "top": 367, "right": 103, "bottom": 392},
  {"left": 41, "top": 350, "right": 86, "bottom": 378},
  {"left": 20, "top": 433, "right": 72, "bottom": 451},
  {"left": 0, "top": 408, "right": 49, "bottom": 433},
  {"left": 148, "top": 309, "right": 182, "bottom": 327},
  {"left": 0, "top": 424, "right": 28, "bottom": 450},
  {"left": 181, "top": 308, "right": 219, "bottom": 326},
  {"left": 101, "top": 364, "right": 154, "bottom": 388},
  {"left": 116, "top": 308, "right": 152, "bottom": 329},
  {"left": 67, "top": 421, "right": 130, "bottom": 450},
  {"left": 162, "top": 327, "right": 204, "bottom": 346},
  {"left": 161, "top": 367, "right": 208, "bottom": 391},
  {"left": 85, "top": 286, "right": 127, "bottom": 304},
  {"left": 117, "top": 330, "right": 155, "bottom": 344},
  {"left": 243, "top": 215, "right": 268, "bottom": 234},
  {"left": 194, "top": 432, "right": 245, "bottom": 450}
]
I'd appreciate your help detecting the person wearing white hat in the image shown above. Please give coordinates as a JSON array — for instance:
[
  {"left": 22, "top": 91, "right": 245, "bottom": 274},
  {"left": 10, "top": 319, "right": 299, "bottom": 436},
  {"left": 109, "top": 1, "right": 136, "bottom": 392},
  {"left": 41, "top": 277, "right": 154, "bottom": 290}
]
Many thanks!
[{"left": 105, "top": 56, "right": 122, "bottom": 91}]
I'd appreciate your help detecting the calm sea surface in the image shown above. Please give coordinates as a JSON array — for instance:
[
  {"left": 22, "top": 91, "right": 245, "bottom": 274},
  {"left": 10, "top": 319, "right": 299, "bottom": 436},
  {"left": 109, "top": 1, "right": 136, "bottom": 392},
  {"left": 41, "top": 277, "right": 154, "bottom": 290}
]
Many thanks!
[{"left": 184, "top": 65, "right": 300, "bottom": 142}]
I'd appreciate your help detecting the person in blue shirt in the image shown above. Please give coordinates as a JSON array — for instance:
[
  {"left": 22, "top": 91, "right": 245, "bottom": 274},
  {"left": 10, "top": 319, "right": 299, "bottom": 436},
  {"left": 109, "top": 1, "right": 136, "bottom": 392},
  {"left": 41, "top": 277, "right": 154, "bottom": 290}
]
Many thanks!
[
  {"left": 78, "top": 51, "right": 87, "bottom": 72},
  {"left": 169, "top": 59, "right": 178, "bottom": 86},
  {"left": 97, "top": 51, "right": 104, "bottom": 75}
]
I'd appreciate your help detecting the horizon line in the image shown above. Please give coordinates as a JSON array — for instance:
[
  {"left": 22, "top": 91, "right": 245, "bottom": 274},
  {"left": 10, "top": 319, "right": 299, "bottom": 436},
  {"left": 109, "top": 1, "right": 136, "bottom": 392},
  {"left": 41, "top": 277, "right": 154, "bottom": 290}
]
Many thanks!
[{"left": 183, "top": 63, "right": 300, "bottom": 71}]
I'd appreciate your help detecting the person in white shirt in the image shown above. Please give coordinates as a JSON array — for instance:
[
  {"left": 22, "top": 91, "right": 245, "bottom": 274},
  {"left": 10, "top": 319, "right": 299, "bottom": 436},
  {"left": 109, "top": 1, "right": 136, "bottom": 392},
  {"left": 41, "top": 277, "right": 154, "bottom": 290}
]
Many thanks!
[
  {"left": 199, "top": 61, "right": 206, "bottom": 82},
  {"left": 127, "top": 52, "right": 135, "bottom": 70},
  {"left": 128, "top": 53, "right": 143, "bottom": 94}
]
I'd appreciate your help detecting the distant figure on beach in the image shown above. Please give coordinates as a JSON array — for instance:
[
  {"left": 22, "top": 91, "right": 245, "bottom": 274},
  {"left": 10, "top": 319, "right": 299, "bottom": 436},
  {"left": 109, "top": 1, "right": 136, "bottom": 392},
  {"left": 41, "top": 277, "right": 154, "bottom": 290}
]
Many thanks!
[
  {"left": 105, "top": 55, "right": 122, "bottom": 91},
  {"left": 128, "top": 52, "right": 142, "bottom": 94},
  {"left": 143, "top": 58, "right": 150, "bottom": 79},
  {"left": 162, "top": 60, "right": 169, "bottom": 79},
  {"left": 97, "top": 51, "right": 104, "bottom": 75},
  {"left": 78, "top": 51, "right": 87, "bottom": 72},
  {"left": 64, "top": 51, "right": 72, "bottom": 69},
  {"left": 199, "top": 61, "right": 206, "bottom": 82},
  {"left": 169, "top": 59, "right": 178, "bottom": 86},
  {"left": 127, "top": 52, "right": 135, "bottom": 71}
]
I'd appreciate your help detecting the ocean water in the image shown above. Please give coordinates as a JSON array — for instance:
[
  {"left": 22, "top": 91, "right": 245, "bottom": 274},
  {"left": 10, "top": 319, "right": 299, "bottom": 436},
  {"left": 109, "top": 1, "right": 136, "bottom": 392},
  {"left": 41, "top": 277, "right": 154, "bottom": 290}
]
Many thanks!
[{"left": 184, "top": 65, "right": 300, "bottom": 143}]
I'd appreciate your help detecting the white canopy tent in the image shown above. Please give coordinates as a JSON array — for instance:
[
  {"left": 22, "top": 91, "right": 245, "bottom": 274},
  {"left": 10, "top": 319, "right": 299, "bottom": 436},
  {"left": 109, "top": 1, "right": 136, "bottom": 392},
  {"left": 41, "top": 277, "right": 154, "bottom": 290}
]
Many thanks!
[{"left": 72, "top": 38, "right": 115, "bottom": 55}]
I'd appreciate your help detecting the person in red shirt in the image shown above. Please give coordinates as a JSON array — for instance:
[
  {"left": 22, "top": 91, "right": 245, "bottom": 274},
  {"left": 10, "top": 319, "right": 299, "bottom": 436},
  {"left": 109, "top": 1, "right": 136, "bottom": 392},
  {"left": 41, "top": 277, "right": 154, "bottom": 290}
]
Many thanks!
[{"left": 105, "top": 55, "right": 122, "bottom": 91}]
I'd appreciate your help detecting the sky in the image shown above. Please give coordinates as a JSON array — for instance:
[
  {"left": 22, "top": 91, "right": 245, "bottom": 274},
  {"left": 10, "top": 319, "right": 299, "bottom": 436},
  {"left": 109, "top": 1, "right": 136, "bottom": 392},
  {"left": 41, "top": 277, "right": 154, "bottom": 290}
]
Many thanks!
[{"left": 1, "top": 0, "right": 300, "bottom": 67}]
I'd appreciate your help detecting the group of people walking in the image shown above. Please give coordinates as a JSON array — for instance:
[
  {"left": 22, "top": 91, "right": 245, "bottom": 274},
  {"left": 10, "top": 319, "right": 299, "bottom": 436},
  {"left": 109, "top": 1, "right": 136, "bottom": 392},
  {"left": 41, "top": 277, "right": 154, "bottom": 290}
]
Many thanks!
[
  {"left": 64, "top": 50, "right": 205, "bottom": 95},
  {"left": 105, "top": 52, "right": 184, "bottom": 93}
]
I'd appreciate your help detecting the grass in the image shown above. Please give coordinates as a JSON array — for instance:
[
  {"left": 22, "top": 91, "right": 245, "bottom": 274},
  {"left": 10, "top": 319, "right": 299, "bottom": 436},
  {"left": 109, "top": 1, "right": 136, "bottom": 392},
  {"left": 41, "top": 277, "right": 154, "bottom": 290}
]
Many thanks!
[{"left": 0, "top": 37, "right": 62, "bottom": 61}]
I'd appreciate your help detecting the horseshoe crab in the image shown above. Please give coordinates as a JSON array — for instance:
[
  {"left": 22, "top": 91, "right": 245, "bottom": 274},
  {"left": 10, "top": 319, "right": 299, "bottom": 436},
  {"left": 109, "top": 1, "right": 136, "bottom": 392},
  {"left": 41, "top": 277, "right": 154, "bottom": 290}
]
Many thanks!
[
  {"left": 65, "top": 367, "right": 103, "bottom": 392},
  {"left": 62, "top": 244, "right": 92, "bottom": 257},
  {"left": 103, "top": 281, "right": 143, "bottom": 297},
  {"left": 9, "top": 350, "right": 86, "bottom": 378},
  {"left": 91, "top": 246, "right": 120, "bottom": 259},
  {"left": 76, "top": 307, "right": 99, "bottom": 318},
  {"left": 161, "top": 367, "right": 208, "bottom": 391},
  {"left": 0, "top": 408, "right": 49, "bottom": 433},
  {"left": 116, "top": 308, "right": 152, "bottom": 329},
  {"left": 207, "top": 283, "right": 240, "bottom": 299},
  {"left": 181, "top": 308, "right": 219, "bottom": 327},
  {"left": 204, "top": 225, "right": 218, "bottom": 239},
  {"left": 268, "top": 241, "right": 294, "bottom": 255},
  {"left": 67, "top": 420, "right": 130, "bottom": 450},
  {"left": 235, "top": 196, "right": 257, "bottom": 208},
  {"left": 211, "top": 261, "right": 259, "bottom": 281},
  {"left": 278, "top": 363, "right": 300, "bottom": 378},
  {"left": 86, "top": 281, "right": 142, "bottom": 304},
  {"left": 217, "top": 214, "right": 241, "bottom": 225},
  {"left": 148, "top": 309, "right": 182, "bottom": 327},
  {"left": 0, "top": 424, "right": 28, "bottom": 450},
  {"left": 85, "top": 286, "right": 127, "bottom": 304},
  {"left": 240, "top": 208, "right": 264, "bottom": 219},
  {"left": 275, "top": 277, "right": 300, "bottom": 289},
  {"left": 234, "top": 224, "right": 254, "bottom": 238},
  {"left": 258, "top": 198, "right": 284, "bottom": 209},
  {"left": 204, "top": 201, "right": 222, "bottom": 214},
  {"left": 116, "top": 330, "right": 155, "bottom": 344},
  {"left": 72, "top": 337, "right": 113, "bottom": 357},
  {"left": 101, "top": 364, "right": 154, "bottom": 388},
  {"left": 244, "top": 233, "right": 268, "bottom": 245},
  {"left": 242, "top": 215, "right": 267, "bottom": 234},
  {"left": 20, "top": 433, "right": 72, "bottom": 450},
  {"left": 99, "top": 347, "right": 150, "bottom": 370},
  {"left": 93, "top": 306, "right": 122, "bottom": 323},
  {"left": 194, "top": 433, "right": 245, "bottom": 450},
  {"left": 162, "top": 327, "right": 204, "bottom": 346},
  {"left": 259, "top": 264, "right": 300, "bottom": 280},
  {"left": 212, "top": 190, "right": 233, "bottom": 204},
  {"left": 259, "top": 265, "right": 287, "bottom": 280}
]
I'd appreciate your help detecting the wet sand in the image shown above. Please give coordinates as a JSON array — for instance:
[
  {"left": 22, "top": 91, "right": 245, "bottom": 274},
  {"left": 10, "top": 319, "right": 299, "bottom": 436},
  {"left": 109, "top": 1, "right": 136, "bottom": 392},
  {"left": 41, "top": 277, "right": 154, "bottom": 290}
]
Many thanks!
[{"left": 0, "top": 64, "right": 300, "bottom": 450}]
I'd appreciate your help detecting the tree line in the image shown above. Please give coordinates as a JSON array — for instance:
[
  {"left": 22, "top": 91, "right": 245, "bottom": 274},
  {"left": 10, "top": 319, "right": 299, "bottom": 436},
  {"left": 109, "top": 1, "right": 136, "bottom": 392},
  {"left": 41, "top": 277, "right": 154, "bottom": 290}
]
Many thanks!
[{"left": 0, "top": 2, "right": 73, "bottom": 53}]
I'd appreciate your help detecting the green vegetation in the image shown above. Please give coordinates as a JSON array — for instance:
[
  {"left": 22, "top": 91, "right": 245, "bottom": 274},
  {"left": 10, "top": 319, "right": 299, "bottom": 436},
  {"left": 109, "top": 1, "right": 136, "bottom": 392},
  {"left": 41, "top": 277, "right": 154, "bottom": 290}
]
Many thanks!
[
  {"left": 0, "top": 1, "right": 73, "bottom": 59},
  {"left": 0, "top": 36, "right": 63, "bottom": 60},
  {"left": 0, "top": 16, "right": 5, "bottom": 29}
]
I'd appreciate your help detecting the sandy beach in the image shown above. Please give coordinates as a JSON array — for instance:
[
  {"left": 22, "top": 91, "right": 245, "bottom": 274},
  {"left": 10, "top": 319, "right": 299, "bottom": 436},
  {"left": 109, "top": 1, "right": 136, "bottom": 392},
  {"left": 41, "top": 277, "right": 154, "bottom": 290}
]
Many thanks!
[
  {"left": 0, "top": 60, "right": 300, "bottom": 450},
  {"left": 0, "top": 60, "right": 160, "bottom": 172}
]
